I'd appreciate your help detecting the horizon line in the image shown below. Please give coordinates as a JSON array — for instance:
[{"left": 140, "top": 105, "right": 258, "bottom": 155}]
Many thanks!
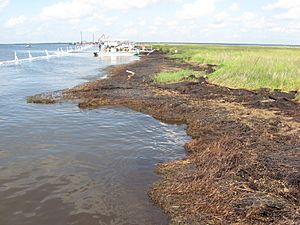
[{"left": 0, "top": 41, "right": 300, "bottom": 47}]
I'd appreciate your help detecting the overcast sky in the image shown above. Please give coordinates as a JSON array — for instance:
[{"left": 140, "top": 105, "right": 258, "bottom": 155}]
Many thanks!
[{"left": 0, "top": 0, "right": 299, "bottom": 44}]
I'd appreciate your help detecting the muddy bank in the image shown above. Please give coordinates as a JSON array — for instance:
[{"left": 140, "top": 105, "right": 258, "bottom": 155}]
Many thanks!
[{"left": 28, "top": 53, "right": 300, "bottom": 224}]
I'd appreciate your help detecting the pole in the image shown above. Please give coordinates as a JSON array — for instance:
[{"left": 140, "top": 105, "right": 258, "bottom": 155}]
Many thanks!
[{"left": 80, "top": 31, "right": 83, "bottom": 44}]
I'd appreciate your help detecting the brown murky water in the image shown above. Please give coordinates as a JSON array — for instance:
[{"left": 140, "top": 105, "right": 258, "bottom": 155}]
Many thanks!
[{"left": 0, "top": 46, "right": 189, "bottom": 225}]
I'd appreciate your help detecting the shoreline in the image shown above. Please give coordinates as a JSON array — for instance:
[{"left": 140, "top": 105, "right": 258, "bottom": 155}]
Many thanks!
[{"left": 28, "top": 53, "right": 300, "bottom": 224}]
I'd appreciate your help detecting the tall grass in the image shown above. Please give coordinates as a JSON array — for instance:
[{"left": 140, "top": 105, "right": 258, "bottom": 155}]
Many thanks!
[
  {"left": 155, "top": 44, "right": 300, "bottom": 93},
  {"left": 154, "top": 69, "right": 199, "bottom": 83}
]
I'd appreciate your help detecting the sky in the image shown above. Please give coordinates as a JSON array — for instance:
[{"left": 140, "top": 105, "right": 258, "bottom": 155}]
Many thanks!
[{"left": 0, "top": 0, "right": 299, "bottom": 44}]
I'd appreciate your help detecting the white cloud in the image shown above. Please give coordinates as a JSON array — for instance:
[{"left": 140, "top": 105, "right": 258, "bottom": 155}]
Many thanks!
[
  {"left": 122, "top": 27, "right": 138, "bottom": 37},
  {"left": 177, "top": 0, "right": 216, "bottom": 19},
  {"left": 239, "top": 12, "right": 267, "bottom": 29},
  {"left": 265, "top": 0, "right": 300, "bottom": 19},
  {"left": 121, "top": 22, "right": 138, "bottom": 38},
  {"left": 92, "top": 0, "right": 161, "bottom": 10},
  {"left": 148, "top": 25, "right": 158, "bottom": 35},
  {"left": 5, "top": 15, "right": 27, "bottom": 28},
  {"left": 0, "top": 0, "right": 9, "bottom": 10},
  {"left": 137, "top": 18, "right": 147, "bottom": 27},
  {"left": 88, "top": 14, "right": 119, "bottom": 26},
  {"left": 167, "top": 21, "right": 178, "bottom": 29},
  {"left": 229, "top": 2, "right": 239, "bottom": 12},
  {"left": 153, "top": 17, "right": 164, "bottom": 26},
  {"left": 39, "top": 0, "right": 164, "bottom": 21},
  {"left": 207, "top": 23, "right": 226, "bottom": 29},
  {"left": 214, "top": 11, "right": 229, "bottom": 23},
  {"left": 265, "top": 0, "right": 300, "bottom": 10},
  {"left": 209, "top": 11, "right": 229, "bottom": 28},
  {"left": 39, "top": 0, "right": 94, "bottom": 20}
]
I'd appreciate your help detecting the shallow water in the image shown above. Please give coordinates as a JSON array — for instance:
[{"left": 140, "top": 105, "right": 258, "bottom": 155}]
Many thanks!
[{"left": 0, "top": 44, "right": 189, "bottom": 225}]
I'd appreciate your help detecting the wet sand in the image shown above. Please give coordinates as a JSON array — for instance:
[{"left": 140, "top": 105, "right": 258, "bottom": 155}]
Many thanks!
[{"left": 29, "top": 53, "right": 300, "bottom": 224}]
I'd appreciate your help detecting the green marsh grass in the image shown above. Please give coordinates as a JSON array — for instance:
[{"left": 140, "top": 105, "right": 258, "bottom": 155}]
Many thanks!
[
  {"left": 154, "top": 69, "right": 202, "bottom": 84},
  {"left": 155, "top": 44, "right": 300, "bottom": 94},
  {"left": 296, "top": 93, "right": 300, "bottom": 101}
]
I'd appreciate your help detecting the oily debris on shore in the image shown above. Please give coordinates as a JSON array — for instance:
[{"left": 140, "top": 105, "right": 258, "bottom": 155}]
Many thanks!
[{"left": 28, "top": 53, "right": 300, "bottom": 225}]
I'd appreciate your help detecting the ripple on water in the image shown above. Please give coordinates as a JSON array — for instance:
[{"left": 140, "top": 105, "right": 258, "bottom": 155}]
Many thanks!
[
  {"left": 0, "top": 46, "right": 190, "bottom": 225},
  {"left": 0, "top": 107, "right": 190, "bottom": 225}
]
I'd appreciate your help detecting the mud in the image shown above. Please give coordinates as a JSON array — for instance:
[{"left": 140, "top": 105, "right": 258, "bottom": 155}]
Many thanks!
[{"left": 28, "top": 53, "right": 300, "bottom": 224}]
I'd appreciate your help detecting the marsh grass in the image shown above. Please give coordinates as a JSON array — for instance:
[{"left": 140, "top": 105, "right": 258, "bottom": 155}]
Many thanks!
[
  {"left": 296, "top": 93, "right": 300, "bottom": 102},
  {"left": 155, "top": 44, "right": 300, "bottom": 93},
  {"left": 154, "top": 69, "right": 203, "bottom": 83}
]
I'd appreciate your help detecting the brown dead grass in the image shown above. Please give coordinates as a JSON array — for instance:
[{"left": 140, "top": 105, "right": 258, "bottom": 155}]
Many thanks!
[{"left": 151, "top": 131, "right": 299, "bottom": 224}]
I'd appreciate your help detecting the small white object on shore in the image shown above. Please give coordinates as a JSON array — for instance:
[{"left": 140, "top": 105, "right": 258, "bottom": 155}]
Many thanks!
[{"left": 126, "top": 70, "right": 135, "bottom": 80}]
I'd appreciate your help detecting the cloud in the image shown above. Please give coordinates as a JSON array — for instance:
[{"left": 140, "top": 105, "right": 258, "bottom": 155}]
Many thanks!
[
  {"left": 208, "top": 11, "right": 229, "bottom": 28},
  {"left": 207, "top": 23, "right": 226, "bottom": 29},
  {"left": 5, "top": 15, "right": 27, "bottom": 28},
  {"left": 39, "top": 0, "right": 93, "bottom": 20},
  {"left": 214, "top": 11, "right": 229, "bottom": 23},
  {"left": 167, "top": 20, "right": 178, "bottom": 29},
  {"left": 121, "top": 27, "right": 138, "bottom": 37},
  {"left": 91, "top": 0, "right": 161, "bottom": 10},
  {"left": 265, "top": 0, "right": 300, "bottom": 19},
  {"left": 0, "top": 0, "right": 9, "bottom": 10},
  {"left": 88, "top": 14, "right": 119, "bottom": 26},
  {"left": 39, "top": 0, "right": 164, "bottom": 21},
  {"left": 265, "top": 0, "right": 300, "bottom": 10},
  {"left": 239, "top": 12, "right": 267, "bottom": 29},
  {"left": 229, "top": 2, "right": 239, "bottom": 12},
  {"left": 177, "top": 0, "right": 216, "bottom": 19}
]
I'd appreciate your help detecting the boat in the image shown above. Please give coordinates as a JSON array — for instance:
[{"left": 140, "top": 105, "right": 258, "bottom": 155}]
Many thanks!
[
  {"left": 93, "top": 36, "right": 140, "bottom": 57},
  {"left": 25, "top": 44, "right": 32, "bottom": 48}
]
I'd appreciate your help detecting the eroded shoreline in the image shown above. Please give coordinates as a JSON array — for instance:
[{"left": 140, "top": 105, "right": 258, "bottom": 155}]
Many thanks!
[{"left": 28, "top": 53, "right": 300, "bottom": 224}]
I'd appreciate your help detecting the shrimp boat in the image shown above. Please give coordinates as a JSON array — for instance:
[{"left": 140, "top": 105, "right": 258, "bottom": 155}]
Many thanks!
[{"left": 93, "top": 36, "right": 139, "bottom": 57}]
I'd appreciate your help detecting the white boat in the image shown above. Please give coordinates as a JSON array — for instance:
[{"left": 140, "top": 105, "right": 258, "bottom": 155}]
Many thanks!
[{"left": 94, "top": 36, "right": 139, "bottom": 57}]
